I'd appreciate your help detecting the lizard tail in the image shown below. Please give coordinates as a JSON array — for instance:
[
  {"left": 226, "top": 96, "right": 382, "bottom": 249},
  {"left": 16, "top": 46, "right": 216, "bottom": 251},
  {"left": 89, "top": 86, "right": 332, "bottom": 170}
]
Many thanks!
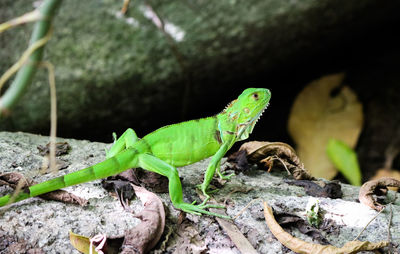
[{"left": 0, "top": 148, "right": 138, "bottom": 207}]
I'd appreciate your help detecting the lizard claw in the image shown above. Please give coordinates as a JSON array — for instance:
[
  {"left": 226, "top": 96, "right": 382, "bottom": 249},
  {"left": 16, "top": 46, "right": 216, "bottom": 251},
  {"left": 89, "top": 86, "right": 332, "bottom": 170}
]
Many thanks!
[
  {"left": 218, "top": 171, "right": 235, "bottom": 180},
  {"left": 175, "top": 202, "right": 230, "bottom": 219}
]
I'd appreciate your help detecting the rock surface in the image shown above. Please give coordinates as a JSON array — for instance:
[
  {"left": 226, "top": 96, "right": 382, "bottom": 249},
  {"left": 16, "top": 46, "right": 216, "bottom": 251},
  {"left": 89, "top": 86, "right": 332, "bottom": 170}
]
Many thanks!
[{"left": 0, "top": 131, "right": 399, "bottom": 253}]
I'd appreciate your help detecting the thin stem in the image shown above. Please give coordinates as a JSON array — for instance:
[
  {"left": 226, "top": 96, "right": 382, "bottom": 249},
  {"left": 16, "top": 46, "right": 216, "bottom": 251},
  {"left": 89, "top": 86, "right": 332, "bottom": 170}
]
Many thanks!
[
  {"left": 0, "top": 0, "right": 62, "bottom": 117},
  {"left": 0, "top": 28, "right": 53, "bottom": 92},
  {"left": 353, "top": 206, "right": 386, "bottom": 241},
  {"left": 40, "top": 61, "right": 57, "bottom": 174},
  {"left": 0, "top": 9, "right": 41, "bottom": 34}
]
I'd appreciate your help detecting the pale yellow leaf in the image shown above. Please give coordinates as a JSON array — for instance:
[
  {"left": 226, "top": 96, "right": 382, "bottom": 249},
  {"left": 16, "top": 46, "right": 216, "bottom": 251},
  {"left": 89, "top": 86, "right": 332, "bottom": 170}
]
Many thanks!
[{"left": 288, "top": 73, "right": 363, "bottom": 179}]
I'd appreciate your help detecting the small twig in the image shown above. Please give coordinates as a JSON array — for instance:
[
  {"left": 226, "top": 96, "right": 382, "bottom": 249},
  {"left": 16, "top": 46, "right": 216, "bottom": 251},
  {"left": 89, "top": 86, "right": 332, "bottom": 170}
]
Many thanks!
[
  {"left": 0, "top": 28, "right": 53, "bottom": 93},
  {"left": 0, "top": 9, "right": 42, "bottom": 33},
  {"left": 120, "top": 0, "right": 131, "bottom": 15},
  {"left": 39, "top": 61, "right": 57, "bottom": 174},
  {"left": 271, "top": 155, "right": 292, "bottom": 175},
  {"left": 353, "top": 206, "right": 386, "bottom": 241},
  {"left": 39, "top": 156, "right": 50, "bottom": 175},
  {"left": 232, "top": 198, "right": 262, "bottom": 220},
  {"left": 8, "top": 177, "right": 29, "bottom": 205},
  {"left": 387, "top": 204, "right": 393, "bottom": 253}
]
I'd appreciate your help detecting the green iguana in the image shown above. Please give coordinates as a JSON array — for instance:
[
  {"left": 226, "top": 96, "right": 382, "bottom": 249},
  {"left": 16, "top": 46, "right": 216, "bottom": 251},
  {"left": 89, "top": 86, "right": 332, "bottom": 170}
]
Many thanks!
[{"left": 0, "top": 88, "right": 271, "bottom": 219}]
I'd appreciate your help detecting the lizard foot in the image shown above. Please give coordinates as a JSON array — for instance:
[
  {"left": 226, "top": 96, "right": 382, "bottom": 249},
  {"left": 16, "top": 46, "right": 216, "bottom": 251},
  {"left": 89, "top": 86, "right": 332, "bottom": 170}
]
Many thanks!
[
  {"left": 175, "top": 202, "right": 230, "bottom": 219},
  {"left": 218, "top": 171, "right": 235, "bottom": 180}
]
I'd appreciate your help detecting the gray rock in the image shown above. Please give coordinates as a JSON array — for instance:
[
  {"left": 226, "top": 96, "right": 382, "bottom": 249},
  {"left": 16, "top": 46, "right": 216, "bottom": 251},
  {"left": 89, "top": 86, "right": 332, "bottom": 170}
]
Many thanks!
[{"left": 0, "top": 131, "right": 399, "bottom": 253}]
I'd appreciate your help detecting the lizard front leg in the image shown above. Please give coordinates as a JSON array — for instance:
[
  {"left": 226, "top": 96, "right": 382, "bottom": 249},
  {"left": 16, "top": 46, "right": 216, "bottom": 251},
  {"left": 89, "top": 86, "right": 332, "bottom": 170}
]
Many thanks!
[
  {"left": 198, "top": 142, "right": 232, "bottom": 205},
  {"left": 137, "top": 153, "right": 230, "bottom": 219}
]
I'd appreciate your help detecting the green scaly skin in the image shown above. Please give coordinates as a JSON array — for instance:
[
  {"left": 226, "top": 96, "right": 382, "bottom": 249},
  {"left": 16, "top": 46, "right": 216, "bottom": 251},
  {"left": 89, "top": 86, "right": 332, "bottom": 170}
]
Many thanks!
[{"left": 0, "top": 88, "right": 271, "bottom": 219}]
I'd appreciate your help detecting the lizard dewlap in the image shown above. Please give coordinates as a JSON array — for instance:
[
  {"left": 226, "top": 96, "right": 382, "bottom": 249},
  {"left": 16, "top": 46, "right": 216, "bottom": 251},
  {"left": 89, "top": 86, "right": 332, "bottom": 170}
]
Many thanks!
[{"left": 0, "top": 88, "right": 271, "bottom": 219}]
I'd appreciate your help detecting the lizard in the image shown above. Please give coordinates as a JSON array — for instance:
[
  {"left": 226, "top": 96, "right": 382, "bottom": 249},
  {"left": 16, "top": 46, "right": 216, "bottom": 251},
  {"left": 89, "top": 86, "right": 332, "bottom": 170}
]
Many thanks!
[{"left": 0, "top": 88, "right": 271, "bottom": 219}]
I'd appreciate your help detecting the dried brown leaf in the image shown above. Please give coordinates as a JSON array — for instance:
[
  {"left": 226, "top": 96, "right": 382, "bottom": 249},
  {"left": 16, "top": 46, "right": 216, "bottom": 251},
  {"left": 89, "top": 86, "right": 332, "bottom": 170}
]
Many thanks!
[
  {"left": 288, "top": 73, "right": 363, "bottom": 179},
  {"left": 212, "top": 210, "right": 258, "bottom": 254},
  {"left": 359, "top": 177, "right": 400, "bottom": 211},
  {"left": 236, "top": 141, "right": 313, "bottom": 180},
  {"left": 0, "top": 172, "right": 32, "bottom": 188},
  {"left": 263, "top": 202, "right": 389, "bottom": 254},
  {"left": 71, "top": 184, "right": 165, "bottom": 254},
  {"left": 370, "top": 169, "right": 400, "bottom": 191},
  {"left": 120, "top": 184, "right": 165, "bottom": 254},
  {"left": 40, "top": 189, "right": 88, "bottom": 206}
]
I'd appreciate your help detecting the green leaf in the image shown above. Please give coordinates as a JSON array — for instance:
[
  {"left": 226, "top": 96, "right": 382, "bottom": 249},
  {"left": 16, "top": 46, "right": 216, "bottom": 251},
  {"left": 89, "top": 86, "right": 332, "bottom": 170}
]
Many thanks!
[
  {"left": 69, "top": 231, "right": 98, "bottom": 254},
  {"left": 326, "top": 139, "right": 362, "bottom": 186}
]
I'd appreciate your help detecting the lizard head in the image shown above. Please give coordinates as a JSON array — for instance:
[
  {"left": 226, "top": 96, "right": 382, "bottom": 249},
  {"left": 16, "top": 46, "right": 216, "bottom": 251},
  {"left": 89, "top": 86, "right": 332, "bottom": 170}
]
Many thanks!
[{"left": 221, "top": 88, "right": 271, "bottom": 140}]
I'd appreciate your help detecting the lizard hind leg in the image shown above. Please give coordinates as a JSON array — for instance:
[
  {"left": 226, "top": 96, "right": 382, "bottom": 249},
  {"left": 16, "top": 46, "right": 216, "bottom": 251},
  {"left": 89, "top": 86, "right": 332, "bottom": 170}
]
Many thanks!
[
  {"left": 106, "top": 128, "right": 139, "bottom": 159},
  {"left": 137, "top": 153, "right": 230, "bottom": 219}
]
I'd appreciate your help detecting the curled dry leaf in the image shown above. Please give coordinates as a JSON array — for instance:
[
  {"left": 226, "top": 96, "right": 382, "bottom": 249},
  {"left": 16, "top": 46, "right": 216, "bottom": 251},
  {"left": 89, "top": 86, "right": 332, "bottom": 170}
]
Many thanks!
[
  {"left": 263, "top": 202, "right": 389, "bottom": 254},
  {"left": 235, "top": 141, "right": 313, "bottom": 180},
  {"left": 0, "top": 172, "right": 33, "bottom": 189},
  {"left": 40, "top": 189, "right": 88, "bottom": 206},
  {"left": 370, "top": 169, "right": 400, "bottom": 191},
  {"left": 120, "top": 184, "right": 165, "bottom": 254},
  {"left": 0, "top": 172, "right": 87, "bottom": 206},
  {"left": 70, "top": 184, "right": 165, "bottom": 254},
  {"left": 288, "top": 73, "right": 363, "bottom": 179},
  {"left": 358, "top": 177, "right": 400, "bottom": 211},
  {"left": 370, "top": 144, "right": 400, "bottom": 191}
]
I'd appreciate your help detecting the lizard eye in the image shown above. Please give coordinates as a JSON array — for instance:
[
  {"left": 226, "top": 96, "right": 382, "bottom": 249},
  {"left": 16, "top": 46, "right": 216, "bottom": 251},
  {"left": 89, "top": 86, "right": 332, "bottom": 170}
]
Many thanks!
[{"left": 252, "top": 93, "right": 259, "bottom": 100}]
